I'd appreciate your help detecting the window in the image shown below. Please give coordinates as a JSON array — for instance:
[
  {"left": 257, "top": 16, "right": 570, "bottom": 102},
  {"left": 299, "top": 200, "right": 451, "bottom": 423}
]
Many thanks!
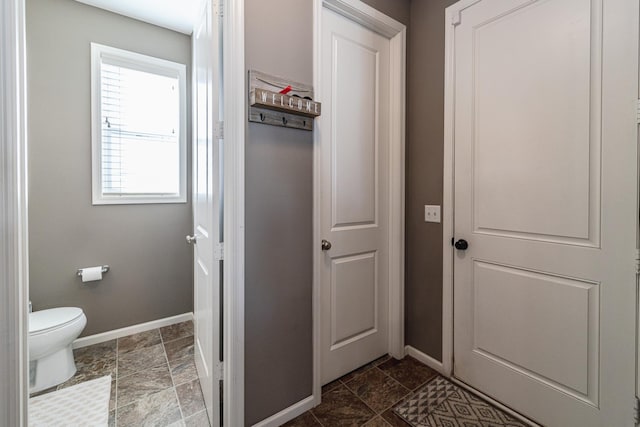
[{"left": 91, "top": 43, "right": 187, "bottom": 204}]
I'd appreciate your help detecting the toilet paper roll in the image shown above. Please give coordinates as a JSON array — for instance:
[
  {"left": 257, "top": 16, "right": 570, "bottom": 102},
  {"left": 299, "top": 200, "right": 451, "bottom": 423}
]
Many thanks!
[{"left": 81, "top": 266, "right": 103, "bottom": 283}]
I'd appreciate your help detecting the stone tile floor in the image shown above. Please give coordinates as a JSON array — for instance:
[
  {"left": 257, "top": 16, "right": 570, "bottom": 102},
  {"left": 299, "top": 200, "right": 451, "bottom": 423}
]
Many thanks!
[
  {"left": 31, "top": 321, "right": 210, "bottom": 427},
  {"left": 284, "top": 355, "right": 440, "bottom": 427},
  {"left": 32, "top": 331, "right": 520, "bottom": 427}
]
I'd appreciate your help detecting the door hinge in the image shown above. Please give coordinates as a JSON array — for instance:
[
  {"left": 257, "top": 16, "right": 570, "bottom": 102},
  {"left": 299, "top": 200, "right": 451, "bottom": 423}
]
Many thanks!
[
  {"left": 215, "top": 242, "right": 224, "bottom": 261},
  {"left": 635, "top": 249, "right": 640, "bottom": 274},
  {"left": 214, "top": 360, "right": 224, "bottom": 381},
  {"left": 214, "top": 120, "right": 224, "bottom": 140},
  {"left": 215, "top": 0, "right": 223, "bottom": 17},
  {"left": 634, "top": 397, "right": 640, "bottom": 425}
]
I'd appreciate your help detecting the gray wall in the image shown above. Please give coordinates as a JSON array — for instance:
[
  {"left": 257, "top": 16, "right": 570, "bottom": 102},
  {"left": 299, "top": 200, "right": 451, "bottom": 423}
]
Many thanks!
[
  {"left": 244, "top": 0, "right": 409, "bottom": 424},
  {"left": 244, "top": 1, "right": 313, "bottom": 424},
  {"left": 405, "top": 0, "right": 457, "bottom": 361},
  {"left": 27, "top": 0, "right": 193, "bottom": 336}
]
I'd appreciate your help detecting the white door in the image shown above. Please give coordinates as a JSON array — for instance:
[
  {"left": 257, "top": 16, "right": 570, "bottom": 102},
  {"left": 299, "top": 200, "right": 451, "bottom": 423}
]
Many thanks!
[
  {"left": 192, "top": 1, "right": 221, "bottom": 424},
  {"left": 320, "top": 8, "right": 391, "bottom": 384},
  {"left": 451, "top": 0, "right": 638, "bottom": 426}
]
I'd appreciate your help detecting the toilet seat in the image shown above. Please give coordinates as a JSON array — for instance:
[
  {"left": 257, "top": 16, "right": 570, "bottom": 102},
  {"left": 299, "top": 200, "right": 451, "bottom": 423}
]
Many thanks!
[{"left": 30, "top": 307, "right": 84, "bottom": 335}]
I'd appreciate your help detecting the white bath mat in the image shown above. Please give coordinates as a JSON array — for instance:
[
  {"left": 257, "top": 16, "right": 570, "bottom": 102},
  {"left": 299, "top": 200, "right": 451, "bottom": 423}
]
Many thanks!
[{"left": 29, "top": 375, "right": 111, "bottom": 427}]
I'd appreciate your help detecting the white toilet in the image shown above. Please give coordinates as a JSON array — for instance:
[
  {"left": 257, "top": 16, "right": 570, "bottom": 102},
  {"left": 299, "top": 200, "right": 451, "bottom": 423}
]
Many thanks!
[{"left": 29, "top": 307, "right": 87, "bottom": 393}]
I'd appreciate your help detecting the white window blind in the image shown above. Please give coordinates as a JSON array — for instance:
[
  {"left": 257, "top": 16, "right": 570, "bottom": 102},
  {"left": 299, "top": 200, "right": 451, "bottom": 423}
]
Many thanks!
[{"left": 91, "top": 44, "right": 186, "bottom": 205}]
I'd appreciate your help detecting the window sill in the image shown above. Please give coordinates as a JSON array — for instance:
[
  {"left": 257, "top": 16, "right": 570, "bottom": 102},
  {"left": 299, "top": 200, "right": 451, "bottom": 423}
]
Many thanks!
[{"left": 92, "top": 195, "right": 187, "bottom": 205}]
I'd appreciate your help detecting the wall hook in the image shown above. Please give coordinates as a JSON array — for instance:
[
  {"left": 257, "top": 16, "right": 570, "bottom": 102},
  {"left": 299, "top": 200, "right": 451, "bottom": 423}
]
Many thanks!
[
  {"left": 282, "top": 117, "right": 288, "bottom": 125},
  {"left": 260, "top": 113, "right": 265, "bottom": 122}
]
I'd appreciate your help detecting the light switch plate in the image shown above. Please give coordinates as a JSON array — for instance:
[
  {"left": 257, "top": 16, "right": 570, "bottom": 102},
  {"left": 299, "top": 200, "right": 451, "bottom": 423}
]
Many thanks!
[{"left": 425, "top": 205, "right": 441, "bottom": 223}]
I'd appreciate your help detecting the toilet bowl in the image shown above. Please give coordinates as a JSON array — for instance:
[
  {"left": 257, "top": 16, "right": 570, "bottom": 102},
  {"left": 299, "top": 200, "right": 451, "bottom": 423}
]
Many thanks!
[{"left": 29, "top": 307, "right": 87, "bottom": 393}]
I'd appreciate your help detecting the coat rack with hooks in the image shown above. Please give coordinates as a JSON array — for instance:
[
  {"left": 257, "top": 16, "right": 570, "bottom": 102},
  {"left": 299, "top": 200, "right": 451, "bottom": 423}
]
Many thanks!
[{"left": 248, "top": 70, "right": 321, "bottom": 131}]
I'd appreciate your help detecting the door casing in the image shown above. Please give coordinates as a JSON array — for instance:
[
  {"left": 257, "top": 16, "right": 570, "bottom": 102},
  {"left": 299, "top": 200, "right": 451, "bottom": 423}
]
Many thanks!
[
  {"left": 312, "top": 0, "right": 406, "bottom": 406},
  {"left": 0, "top": 0, "right": 29, "bottom": 425}
]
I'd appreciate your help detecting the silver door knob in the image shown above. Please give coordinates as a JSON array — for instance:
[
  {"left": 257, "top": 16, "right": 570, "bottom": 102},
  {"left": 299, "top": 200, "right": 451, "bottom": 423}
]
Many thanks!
[
  {"left": 321, "top": 239, "right": 332, "bottom": 251},
  {"left": 186, "top": 235, "right": 197, "bottom": 244}
]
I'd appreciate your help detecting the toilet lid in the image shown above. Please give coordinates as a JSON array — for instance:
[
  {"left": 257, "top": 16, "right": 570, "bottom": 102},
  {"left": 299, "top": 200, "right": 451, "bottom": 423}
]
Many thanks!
[{"left": 29, "top": 307, "right": 83, "bottom": 334}]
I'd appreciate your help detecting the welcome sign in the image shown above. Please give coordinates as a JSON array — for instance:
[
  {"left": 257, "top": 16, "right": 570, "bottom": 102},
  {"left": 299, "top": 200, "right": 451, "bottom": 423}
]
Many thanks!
[
  {"left": 248, "top": 70, "right": 321, "bottom": 131},
  {"left": 250, "top": 88, "right": 321, "bottom": 117}
]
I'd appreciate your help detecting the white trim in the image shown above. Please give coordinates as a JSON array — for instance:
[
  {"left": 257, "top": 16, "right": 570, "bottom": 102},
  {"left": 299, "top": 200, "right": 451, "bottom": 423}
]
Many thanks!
[
  {"left": 222, "top": 0, "right": 245, "bottom": 426},
  {"left": 442, "top": 0, "right": 491, "bottom": 380},
  {"left": 90, "top": 43, "right": 188, "bottom": 205},
  {"left": 251, "top": 396, "right": 315, "bottom": 427},
  {"left": 388, "top": 20, "right": 407, "bottom": 362},
  {"left": 442, "top": 0, "right": 493, "bottom": 385},
  {"left": 450, "top": 378, "right": 541, "bottom": 427},
  {"left": 323, "top": 0, "right": 405, "bottom": 38},
  {"left": 73, "top": 313, "right": 193, "bottom": 349},
  {"left": 312, "top": 0, "right": 406, "bottom": 408},
  {"left": 405, "top": 345, "right": 446, "bottom": 376},
  {"left": 441, "top": 2, "right": 460, "bottom": 379},
  {"left": 0, "top": 0, "right": 29, "bottom": 424},
  {"left": 312, "top": 0, "right": 323, "bottom": 406}
]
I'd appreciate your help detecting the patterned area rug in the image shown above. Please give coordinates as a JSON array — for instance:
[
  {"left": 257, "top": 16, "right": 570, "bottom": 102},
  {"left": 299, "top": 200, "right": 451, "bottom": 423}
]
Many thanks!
[
  {"left": 29, "top": 375, "right": 111, "bottom": 426},
  {"left": 393, "top": 376, "right": 527, "bottom": 427}
]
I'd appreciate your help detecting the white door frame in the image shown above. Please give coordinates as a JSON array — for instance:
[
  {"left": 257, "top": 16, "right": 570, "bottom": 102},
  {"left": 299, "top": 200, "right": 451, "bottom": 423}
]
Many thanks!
[
  {"left": 312, "top": 0, "right": 406, "bottom": 404},
  {"left": 222, "top": 0, "right": 246, "bottom": 425},
  {"left": 0, "top": 0, "right": 29, "bottom": 425},
  {"left": 441, "top": 0, "right": 469, "bottom": 379},
  {"left": 0, "top": 0, "right": 246, "bottom": 425}
]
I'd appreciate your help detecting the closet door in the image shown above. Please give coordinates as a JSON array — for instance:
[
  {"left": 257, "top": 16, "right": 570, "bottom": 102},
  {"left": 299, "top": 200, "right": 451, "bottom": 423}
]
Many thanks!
[
  {"left": 319, "top": 7, "right": 393, "bottom": 384},
  {"left": 450, "top": 0, "right": 639, "bottom": 425}
]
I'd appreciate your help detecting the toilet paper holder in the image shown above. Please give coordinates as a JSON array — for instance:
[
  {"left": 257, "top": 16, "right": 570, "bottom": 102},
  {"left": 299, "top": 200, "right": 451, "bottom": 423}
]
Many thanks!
[{"left": 76, "top": 265, "right": 110, "bottom": 276}]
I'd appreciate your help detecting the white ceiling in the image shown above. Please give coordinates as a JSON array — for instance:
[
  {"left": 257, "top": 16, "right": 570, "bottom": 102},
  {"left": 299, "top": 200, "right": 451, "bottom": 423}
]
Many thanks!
[{"left": 75, "top": 0, "right": 202, "bottom": 35}]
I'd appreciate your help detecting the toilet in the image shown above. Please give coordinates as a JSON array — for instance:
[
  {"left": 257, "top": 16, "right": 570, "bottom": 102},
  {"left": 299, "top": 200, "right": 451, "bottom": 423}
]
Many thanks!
[{"left": 29, "top": 307, "right": 87, "bottom": 393}]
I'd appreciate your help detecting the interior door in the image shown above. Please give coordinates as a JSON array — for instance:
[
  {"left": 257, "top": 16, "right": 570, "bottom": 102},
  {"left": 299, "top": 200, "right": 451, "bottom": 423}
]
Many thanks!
[
  {"left": 320, "top": 7, "right": 391, "bottom": 384},
  {"left": 451, "top": 0, "right": 638, "bottom": 426},
  {"left": 192, "top": 1, "right": 221, "bottom": 424}
]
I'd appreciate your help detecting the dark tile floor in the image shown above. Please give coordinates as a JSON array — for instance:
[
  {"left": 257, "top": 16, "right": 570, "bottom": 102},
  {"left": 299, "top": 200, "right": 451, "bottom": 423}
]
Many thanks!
[
  {"left": 284, "top": 355, "right": 439, "bottom": 427},
  {"left": 30, "top": 321, "right": 210, "bottom": 427}
]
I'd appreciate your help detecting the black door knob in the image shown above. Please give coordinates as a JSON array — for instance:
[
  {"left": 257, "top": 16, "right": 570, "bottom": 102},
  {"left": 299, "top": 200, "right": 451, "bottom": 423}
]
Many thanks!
[{"left": 454, "top": 239, "right": 469, "bottom": 250}]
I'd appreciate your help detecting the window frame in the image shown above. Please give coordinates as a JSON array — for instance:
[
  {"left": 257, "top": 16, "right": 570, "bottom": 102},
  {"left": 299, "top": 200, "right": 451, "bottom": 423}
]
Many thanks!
[{"left": 90, "top": 43, "right": 187, "bottom": 205}]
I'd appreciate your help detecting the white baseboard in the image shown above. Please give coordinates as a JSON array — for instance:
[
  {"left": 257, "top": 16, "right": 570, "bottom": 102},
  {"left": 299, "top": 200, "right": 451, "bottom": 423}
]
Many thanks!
[
  {"left": 73, "top": 312, "right": 193, "bottom": 349},
  {"left": 405, "top": 345, "right": 447, "bottom": 376},
  {"left": 252, "top": 395, "right": 316, "bottom": 427}
]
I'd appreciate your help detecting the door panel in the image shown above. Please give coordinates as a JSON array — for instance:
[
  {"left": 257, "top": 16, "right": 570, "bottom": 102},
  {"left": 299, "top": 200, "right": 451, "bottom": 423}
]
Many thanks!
[
  {"left": 473, "top": 261, "right": 597, "bottom": 397},
  {"left": 452, "top": 0, "right": 638, "bottom": 425},
  {"left": 320, "top": 8, "right": 390, "bottom": 384},
  {"left": 473, "top": 0, "right": 594, "bottom": 241},
  {"left": 331, "top": 252, "right": 378, "bottom": 348},
  {"left": 192, "top": 1, "right": 220, "bottom": 424},
  {"left": 332, "top": 36, "right": 378, "bottom": 227}
]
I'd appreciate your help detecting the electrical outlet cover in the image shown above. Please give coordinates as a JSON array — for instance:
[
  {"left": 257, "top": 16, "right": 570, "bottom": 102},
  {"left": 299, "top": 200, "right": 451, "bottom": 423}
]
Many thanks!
[{"left": 424, "top": 205, "right": 441, "bottom": 223}]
